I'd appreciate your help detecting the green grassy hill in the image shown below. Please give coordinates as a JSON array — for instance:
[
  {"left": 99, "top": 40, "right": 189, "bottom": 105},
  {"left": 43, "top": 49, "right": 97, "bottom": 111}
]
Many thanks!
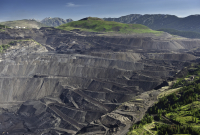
[
  {"left": 127, "top": 64, "right": 200, "bottom": 135},
  {"left": 56, "top": 17, "right": 162, "bottom": 34},
  {"left": 157, "top": 29, "right": 200, "bottom": 39},
  {"left": 0, "top": 19, "right": 48, "bottom": 29}
]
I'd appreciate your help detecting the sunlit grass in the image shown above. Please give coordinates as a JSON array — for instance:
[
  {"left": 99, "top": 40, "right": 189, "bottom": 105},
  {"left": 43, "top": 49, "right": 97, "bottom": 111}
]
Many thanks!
[
  {"left": 56, "top": 17, "right": 162, "bottom": 35},
  {"left": 165, "top": 101, "right": 200, "bottom": 125}
]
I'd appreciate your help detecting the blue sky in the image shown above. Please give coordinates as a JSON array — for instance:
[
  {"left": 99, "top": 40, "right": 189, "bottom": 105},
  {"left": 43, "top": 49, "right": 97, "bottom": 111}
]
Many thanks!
[{"left": 0, "top": 0, "right": 200, "bottom": 22}]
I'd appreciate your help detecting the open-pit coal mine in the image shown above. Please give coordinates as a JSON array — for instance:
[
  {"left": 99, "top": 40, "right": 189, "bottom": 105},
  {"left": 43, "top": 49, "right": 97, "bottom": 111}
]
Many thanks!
[{"left": 0, "top": 27, "right": 200, "bottom": 135}]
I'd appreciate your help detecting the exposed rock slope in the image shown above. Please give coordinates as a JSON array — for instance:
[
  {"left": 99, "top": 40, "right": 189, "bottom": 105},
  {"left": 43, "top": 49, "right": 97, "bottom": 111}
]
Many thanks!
[
  {"left": 40, "top": 17, "right": 73, "bottom": 27},
  {"left": 0, "top": 27, "right": 199, "bottom": 134}
]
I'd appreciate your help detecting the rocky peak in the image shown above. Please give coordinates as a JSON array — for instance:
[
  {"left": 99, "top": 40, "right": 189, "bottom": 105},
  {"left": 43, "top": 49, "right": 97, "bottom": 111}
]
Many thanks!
[
  {"left": 40, "top": 17, "right": 74, "bottom": 27},
  {"left": 66, "top": 18, "right": 73, "bottom": 22}
]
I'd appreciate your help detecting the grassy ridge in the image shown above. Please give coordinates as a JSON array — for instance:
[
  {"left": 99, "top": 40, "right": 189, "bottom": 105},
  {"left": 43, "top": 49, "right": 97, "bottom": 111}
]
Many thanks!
[
  {"left": 157, "top": 28, "right": 200, "bottom": 39},
  {"left": 127, "top": 64, "right": 200, "bottom": 135},
  {"left": 57, "top": 17, "right": 162, "bottom": 34}
]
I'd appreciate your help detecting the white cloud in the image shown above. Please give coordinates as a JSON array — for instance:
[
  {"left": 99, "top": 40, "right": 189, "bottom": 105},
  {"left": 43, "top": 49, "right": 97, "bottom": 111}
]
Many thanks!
[{"left": 66, "top": 2, "right": 80, "bottom": 7}]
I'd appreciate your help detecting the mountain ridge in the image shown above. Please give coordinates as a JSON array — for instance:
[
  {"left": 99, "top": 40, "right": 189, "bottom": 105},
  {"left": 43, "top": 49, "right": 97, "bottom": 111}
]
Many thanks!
[
  {"left": 103, "top": 14, "right": 200, "bottom": 33},
  {"left": 40, "top": 17, "right": 73, "bottom": 27}
]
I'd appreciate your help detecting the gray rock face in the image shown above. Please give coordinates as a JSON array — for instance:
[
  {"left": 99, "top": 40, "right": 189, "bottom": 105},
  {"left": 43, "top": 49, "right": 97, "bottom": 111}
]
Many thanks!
[
  {"left": 0, "top": 28, "right": 200, "bottom": 134},
  {"left": 66, "top": 19, "right": 73, "bottom": 23},
  {"left": 40, "top": 17, "right": 73, "bottom": 27}
]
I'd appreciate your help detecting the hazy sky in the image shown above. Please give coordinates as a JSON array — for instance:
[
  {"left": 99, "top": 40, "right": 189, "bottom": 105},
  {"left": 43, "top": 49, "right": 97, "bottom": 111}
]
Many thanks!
[{"left": 0, "top": 0, "right": 200, "bottom": 22}]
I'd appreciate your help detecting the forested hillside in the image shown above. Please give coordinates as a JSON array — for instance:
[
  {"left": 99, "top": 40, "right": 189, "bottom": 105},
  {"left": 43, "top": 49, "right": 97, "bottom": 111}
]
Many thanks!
[{"left": 128, "top": 64, "right": 200, "bottom": 135}]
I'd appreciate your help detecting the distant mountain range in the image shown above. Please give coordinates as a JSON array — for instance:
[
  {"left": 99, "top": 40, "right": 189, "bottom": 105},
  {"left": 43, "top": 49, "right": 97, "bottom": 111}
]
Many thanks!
[
  {"left": 0, "top": 19, "right": 48, "bottom": 29},
  {"left": 0, "top": 17, "right": 73, "bottom": 28},
  {"left": 103, "top": 14, "right": 200, "bottom": 33},
  {"left": 40, "top": 17, "right": 73, "bottom": 27}
]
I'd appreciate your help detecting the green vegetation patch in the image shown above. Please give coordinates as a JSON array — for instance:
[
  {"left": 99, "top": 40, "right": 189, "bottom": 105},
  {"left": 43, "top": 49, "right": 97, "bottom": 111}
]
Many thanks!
[
  {"left": 0, "top": 25, "right": 9, "bottom": 32},
  {"left": 158, "top": 87, "right": 181, "bottom": 99},
  {"left": 0, "top": 44, "right": 10, "bottom": 53},
  {"left": 57, "top": 17, "right": 162, "bottom": 34},
  {"left": 0, "top": 24, "right": 9, "bottom": 29},
  {"left": 128, "top": 63, "right": 200, "bottom": 135},
  {"left": 127, "top": 122, "right": 154, "bottom": 135},
  {"left": 172, "top": 78, "right": 188, "bottom": 89},
  {"left": 165, "top": 101, "right": 200, "bottom": 125}
]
